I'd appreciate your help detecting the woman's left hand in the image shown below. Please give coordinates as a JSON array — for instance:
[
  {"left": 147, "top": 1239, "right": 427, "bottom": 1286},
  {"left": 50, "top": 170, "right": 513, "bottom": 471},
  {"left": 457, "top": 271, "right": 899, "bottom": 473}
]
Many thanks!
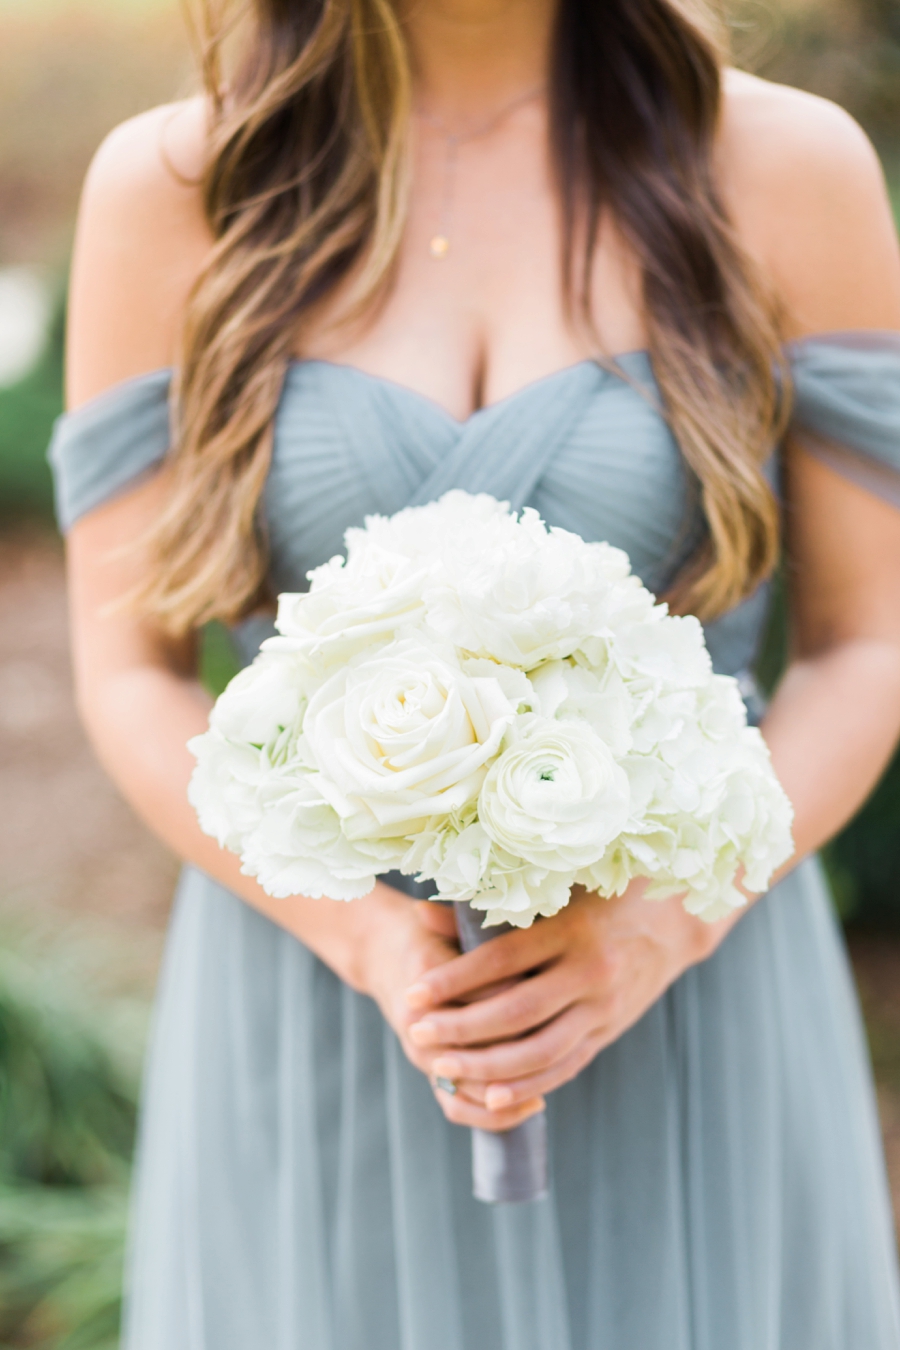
[{"left": 404, "top": 884, "right": 742, "bottom": 1123}]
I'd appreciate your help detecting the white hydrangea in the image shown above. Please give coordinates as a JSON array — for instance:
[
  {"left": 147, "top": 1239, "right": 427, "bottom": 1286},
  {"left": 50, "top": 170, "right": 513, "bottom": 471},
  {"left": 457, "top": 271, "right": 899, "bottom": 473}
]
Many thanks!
[{"left": 189, "top": 490, "right": 794, "bottom": 922}]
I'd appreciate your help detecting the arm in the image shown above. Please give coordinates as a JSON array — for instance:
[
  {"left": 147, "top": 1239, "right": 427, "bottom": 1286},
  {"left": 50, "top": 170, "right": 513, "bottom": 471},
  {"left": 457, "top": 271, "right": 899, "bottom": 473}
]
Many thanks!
[
  {"left": 66, "top": 105, "right": 544, "bottom": 1133},
  {"left": 401, "top": 85, "right": 900, "bottom": 1124}
]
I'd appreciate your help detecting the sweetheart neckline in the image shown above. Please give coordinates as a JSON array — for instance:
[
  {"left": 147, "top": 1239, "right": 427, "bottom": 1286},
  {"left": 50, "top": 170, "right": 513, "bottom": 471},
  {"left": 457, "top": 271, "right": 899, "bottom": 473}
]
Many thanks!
[
  {"left": 58, "top": 327, "right": 900, "bottom": 427},
  {"left": 285, "top": 353, "right": 650, "bottom": 427}
]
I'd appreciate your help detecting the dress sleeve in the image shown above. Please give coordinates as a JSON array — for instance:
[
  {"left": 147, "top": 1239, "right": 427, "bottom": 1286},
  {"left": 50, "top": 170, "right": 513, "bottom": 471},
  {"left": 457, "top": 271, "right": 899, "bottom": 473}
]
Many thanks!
[
  {"left": 47, "top": 369, "right": 174, "bottom": 532},
  {"left": 786, "top": 331, "right": 900, "bottom": 508}
]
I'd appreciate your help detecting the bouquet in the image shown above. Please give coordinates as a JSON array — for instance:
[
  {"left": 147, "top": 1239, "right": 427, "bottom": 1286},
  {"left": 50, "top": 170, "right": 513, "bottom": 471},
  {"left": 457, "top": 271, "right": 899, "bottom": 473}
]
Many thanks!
[{"left": 189, "top": 491, "right": 794, "bottom": 1200}]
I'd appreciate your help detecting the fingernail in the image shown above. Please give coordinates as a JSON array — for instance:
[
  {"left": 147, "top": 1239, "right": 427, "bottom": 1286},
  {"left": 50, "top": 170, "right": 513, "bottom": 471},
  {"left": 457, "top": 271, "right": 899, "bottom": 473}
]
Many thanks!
[
  {"left": 408, "top": 1020, "right": 438, "bottom": 1047},
  {"left": 431, "top": 1056, "right": 462, "bottom": 1079},
  {"left": 405, "top": 983, "right": 432, "bottom": 1010},
  {"left": 486, "top": 1086, "right": 515, "bottom": 1111}
]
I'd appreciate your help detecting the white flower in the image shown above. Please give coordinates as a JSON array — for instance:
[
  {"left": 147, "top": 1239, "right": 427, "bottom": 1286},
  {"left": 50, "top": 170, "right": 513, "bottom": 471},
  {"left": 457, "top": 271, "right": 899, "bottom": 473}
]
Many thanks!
[
  {"left": 269, "top": 544, "right": 432, "bottom": 669},
  {"left": 239, "top": 776, "right": 401, "bottom": 901},
  {"left": 188, "top": 652, "right": 312, "bottom": 852},
  {"left": 209, "top": 651, "right": 310, "bottom": 750},
  {"left": 187, "top": 730, "right": 268, "bottom": 852},
  {"left": 609, "top": 610, "right": 711, "bottom": 689},
  {"left": 303, "top": 637, "right": 516, "bottom": 838},
  {"left": 479, "top": 715, "right": 630, "bottom": 872},
  {"left": 469, "top": 855, "right": 574, "bottom": 929},
  {"left": 187, "top": 490, "right": 795, "bottom": 926},
  {"left": 402, "top": 819, "right": 495, "bottom": 901},
  {"left": 361, "top": 491, "right": 513, "bottom": 563},
  {"left": 423, "top": 506, "right": 632, "bottom": 667},
  {"left": 529, "top": 659, "right": 633, "bottom": 757}
]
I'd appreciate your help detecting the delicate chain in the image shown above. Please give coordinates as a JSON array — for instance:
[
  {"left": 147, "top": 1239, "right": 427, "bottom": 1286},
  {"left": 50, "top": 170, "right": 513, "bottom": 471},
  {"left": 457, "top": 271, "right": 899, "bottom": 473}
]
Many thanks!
[{"left": 416, "top": 85, "right": 544, "bottom": 260}]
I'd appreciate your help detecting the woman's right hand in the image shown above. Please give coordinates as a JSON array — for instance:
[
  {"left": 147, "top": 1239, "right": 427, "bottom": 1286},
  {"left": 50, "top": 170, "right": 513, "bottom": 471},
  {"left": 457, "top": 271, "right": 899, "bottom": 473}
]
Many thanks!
[{"left": 360, "top": 892, "right": 546, "bottom": 1132}]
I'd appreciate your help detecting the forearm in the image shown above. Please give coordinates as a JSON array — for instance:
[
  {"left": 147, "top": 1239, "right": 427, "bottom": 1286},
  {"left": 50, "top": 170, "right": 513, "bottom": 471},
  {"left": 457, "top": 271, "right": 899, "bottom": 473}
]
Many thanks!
[
  {"left": 760, "top": 637, "right": 900, "bottom": 879},
  {"left": 78, "top": 663, "right": 405, "bottom": 990}
]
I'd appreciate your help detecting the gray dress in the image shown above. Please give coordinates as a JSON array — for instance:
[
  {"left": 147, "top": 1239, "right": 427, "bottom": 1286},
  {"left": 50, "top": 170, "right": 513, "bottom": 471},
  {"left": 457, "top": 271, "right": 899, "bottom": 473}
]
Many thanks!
[{"left": 49, "top": 334, "right": 900, "bottom": 1350}]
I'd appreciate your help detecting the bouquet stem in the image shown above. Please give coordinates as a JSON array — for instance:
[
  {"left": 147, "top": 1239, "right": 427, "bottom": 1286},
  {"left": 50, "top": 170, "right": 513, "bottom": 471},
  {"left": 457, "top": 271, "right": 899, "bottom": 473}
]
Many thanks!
[{"left": 453, "top": 903, "right": 549, "bottom": 1204}]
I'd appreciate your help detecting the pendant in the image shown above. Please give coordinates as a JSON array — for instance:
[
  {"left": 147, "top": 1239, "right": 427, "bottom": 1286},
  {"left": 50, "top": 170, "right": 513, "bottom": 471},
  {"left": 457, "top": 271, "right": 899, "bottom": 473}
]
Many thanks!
[{"left": 429, "top": 235, "right": 450, "bottom": 260}]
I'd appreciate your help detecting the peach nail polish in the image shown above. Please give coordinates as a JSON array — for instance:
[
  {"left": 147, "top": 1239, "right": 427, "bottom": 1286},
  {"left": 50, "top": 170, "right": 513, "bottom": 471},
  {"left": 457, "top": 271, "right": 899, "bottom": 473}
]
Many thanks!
[
  {"left": 405, "top": 983, "right": 432, "bottom": 1010},
  {"left": 408, "top": 1021, "right": 438, "bottom": 1047},
  {"left": 432, "top": 1057, "right": 462, "bottom": 1079}
]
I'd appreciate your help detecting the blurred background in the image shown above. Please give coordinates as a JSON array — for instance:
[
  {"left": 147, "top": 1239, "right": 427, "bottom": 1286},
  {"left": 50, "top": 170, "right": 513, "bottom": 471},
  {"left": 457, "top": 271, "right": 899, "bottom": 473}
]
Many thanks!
[{"left": 0, "top": 0, "right": 898, "bottom": 1344}]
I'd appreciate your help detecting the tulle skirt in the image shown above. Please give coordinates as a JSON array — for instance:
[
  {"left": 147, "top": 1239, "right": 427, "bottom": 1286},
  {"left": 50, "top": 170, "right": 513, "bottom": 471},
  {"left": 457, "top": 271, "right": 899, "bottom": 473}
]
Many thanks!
[{"left": 122, "top": 857, "right": 900, "bottom": 1350}]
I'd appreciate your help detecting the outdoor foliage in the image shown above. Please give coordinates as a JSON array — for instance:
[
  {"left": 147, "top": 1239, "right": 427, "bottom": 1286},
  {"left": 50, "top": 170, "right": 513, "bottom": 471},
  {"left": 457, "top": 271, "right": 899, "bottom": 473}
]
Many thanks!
[
  {"left": 0, "top": 948, "right": 137, "bottom": 1348},
  {"left": 0, "top": 289, "right": 64, "bottom": 525}
]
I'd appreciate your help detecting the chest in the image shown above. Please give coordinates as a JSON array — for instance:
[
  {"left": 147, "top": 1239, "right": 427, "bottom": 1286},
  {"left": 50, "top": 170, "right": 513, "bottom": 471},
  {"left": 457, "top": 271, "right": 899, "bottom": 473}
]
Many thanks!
[
  {"left": 260, "top": 356, "right": 769, "bottom": 679},
  {"left": 299, "top": 113, "right": 646, "bottom": 422}
]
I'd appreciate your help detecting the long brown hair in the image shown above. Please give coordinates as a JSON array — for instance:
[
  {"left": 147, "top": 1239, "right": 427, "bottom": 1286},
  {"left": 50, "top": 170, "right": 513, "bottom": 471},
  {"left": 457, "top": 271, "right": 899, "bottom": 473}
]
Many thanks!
[{"left": 137, "top": 0, "right": 786, "bottom": 633}]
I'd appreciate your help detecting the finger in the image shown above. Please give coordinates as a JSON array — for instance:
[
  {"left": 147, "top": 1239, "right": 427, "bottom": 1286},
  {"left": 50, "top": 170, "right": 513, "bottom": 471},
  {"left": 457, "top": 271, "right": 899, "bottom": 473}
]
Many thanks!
[
  {"left": 414, "top": 902, "right": 459, "bottom": 940},
  {"left": 482, "top": 1037, "right": 604, "bottom": 1110},
  {"left": 432, "top": 1081, "right": 546, "bottom": 1133},
  {"left": 405, "top": 923, "right": 561, "bottom": 1010},
  {"left": 428, "top": 1005, "right": 590, "bottom": 1084},
  {"left": 408, "top": 963, "right": 579, "bottom": 1048}
]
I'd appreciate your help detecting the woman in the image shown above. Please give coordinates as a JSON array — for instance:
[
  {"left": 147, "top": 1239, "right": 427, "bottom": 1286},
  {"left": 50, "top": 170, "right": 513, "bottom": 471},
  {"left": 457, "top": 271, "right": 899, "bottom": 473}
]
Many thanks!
[{"left": 51, "top": 0, "right": 900, "bottom": 1343}]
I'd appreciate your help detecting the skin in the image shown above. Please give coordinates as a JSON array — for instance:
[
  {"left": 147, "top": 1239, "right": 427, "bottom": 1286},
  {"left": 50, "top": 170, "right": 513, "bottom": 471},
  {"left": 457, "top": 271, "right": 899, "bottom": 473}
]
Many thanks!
[{"left": 65, "top": 0, "right": 900, "bottom": 1133}]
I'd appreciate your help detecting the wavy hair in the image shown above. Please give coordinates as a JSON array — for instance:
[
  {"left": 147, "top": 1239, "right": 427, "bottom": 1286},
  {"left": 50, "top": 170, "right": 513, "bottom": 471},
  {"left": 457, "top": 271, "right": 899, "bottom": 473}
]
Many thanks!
[{"left": 135, "top": 0, "right": 787, "bottom": 632}]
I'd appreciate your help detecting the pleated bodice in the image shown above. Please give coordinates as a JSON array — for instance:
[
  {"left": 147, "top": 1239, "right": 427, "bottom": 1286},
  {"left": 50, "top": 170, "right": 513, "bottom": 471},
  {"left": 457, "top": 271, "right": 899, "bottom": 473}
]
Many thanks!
[{"left": 48, "top": 335, "right": 900, "bottom": 678}]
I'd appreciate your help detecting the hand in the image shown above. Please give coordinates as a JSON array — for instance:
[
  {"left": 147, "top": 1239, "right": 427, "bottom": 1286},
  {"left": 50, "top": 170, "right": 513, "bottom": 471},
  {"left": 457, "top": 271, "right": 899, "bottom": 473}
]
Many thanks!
[
  {"left": 403, "top": 883, "right": 742, "bottom": 1121},
  {"left": 360, "top": 889, "right": 547, "bottom": 1133}
]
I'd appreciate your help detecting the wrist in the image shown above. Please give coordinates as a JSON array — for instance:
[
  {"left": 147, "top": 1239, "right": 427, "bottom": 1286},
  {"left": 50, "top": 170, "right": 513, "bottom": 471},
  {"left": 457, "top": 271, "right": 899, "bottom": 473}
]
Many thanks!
[{"left": 338, "top": 881, "right": 411, "bottom": 996}]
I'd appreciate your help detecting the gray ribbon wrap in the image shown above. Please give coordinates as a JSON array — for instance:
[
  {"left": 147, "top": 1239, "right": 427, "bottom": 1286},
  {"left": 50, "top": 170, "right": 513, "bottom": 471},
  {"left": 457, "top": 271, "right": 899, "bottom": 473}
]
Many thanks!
[{"left": 453, "top": 903, "right": 549, "bottom": 1204}]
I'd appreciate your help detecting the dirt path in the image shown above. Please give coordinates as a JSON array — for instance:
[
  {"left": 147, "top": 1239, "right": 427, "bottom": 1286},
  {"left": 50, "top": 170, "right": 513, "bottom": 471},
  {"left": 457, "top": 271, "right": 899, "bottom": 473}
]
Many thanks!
[{"left": 4, "top": 528, "right": 900, "bottom": 1227}]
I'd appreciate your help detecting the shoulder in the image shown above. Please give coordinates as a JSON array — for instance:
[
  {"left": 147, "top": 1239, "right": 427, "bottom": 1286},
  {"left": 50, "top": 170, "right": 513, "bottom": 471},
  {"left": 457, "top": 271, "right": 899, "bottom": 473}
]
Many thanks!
[
  {"left": 67, "top": 98, "right": 215, "bottom": 408},
  {"left": 84, "top": 97, "right": 210, "bottom": 204},
  {"left": 718, "top": 71, "right": 900, "bottom": 337}
]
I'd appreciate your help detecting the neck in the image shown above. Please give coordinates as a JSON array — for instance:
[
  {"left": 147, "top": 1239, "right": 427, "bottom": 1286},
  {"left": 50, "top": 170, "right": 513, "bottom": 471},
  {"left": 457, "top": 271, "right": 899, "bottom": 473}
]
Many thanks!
[{"left": 399, "top": 0, "right": 557, "bottom": 123}]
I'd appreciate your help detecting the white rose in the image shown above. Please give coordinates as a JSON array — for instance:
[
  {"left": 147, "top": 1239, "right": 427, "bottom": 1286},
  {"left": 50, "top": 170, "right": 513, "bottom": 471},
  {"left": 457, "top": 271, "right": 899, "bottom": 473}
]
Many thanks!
[
  {"left": 303, "top": 638, "right": 516, "bottom": 837},
  {"left": 269, "top": 543, "right": 433, "bottom": 667},
  {"left": 479, "top": 715, "right": 630, "bottom": 872},
  {"left": 209, "top": 651, "right": 310, "bottom": 751}
]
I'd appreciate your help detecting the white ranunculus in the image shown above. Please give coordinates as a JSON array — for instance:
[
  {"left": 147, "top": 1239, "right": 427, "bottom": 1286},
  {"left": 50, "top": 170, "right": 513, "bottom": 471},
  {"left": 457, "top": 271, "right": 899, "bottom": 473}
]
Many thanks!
[
  {"left": 303, "top": 638, "right": 516, "bottom": 838},
  {"left": 479, "top": 715, "right": 630, "bottom": 872},
  {"left": 423, "top": 507, "right": 633, "bottom": 667}
]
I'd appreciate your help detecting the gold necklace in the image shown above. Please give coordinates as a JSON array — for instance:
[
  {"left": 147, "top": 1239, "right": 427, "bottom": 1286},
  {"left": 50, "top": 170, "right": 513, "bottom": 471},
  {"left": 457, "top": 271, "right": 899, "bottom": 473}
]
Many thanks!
[{"left": 417, "top": 85, "right": 544, "bottom": 260}]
